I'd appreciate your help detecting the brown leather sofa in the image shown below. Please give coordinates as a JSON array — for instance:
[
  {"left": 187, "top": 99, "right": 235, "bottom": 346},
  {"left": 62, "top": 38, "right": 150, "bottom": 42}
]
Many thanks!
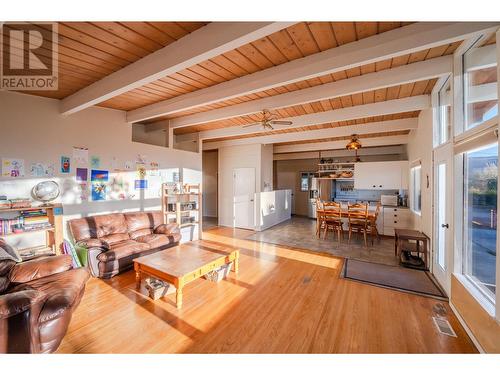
[
  {"left": 68, "top": 211, "right": 180, "bottom": 279},
  {"left": 0, "top": 242, "right": 90, "bottom": 353}
]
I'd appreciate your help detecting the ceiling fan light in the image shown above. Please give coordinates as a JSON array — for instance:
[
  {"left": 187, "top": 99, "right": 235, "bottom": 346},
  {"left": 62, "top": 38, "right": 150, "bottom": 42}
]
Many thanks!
[{"left": 346, "top": 135, "right": 362, "bottom": 150}]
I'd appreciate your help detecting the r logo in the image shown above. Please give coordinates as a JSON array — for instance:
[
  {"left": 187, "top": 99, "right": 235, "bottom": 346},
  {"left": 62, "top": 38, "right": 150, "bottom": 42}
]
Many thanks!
[{"left": 1, "top": 22, "right": 58, "bottom": 90}]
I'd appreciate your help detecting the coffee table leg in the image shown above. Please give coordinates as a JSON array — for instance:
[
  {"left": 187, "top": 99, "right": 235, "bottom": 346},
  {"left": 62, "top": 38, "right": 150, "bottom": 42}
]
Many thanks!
[
  {"left": 134, "top": 264, "right": 141, "bottom": 289},
  {"left": 175, "top": 279, "right": 184, "bottom": 309},
  {"left": 233, "top": 251, "right": 239, "bottom": 274}
]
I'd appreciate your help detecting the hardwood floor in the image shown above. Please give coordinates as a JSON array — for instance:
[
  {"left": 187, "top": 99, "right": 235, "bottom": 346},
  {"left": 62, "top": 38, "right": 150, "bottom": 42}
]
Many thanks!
[{"left": 57, "top": 227, "right": 477, "bottom": 353}]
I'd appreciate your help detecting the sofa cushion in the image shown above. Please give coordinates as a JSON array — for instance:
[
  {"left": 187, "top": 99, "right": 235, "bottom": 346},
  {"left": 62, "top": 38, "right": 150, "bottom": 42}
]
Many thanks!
[
  {"left": 100, "top": 233, "right": 130, "bottom": 246},
  {"left": 135, "top": 233, "right": 178, "bottom": 249},
  {"left": 96, "top": 240, "right": 150, "bottom": 262},
  {"left": 129, "top": 228, "right": 153, "bottom": 240},
  {"left": 68, "top": 213, "right": 128, "bottom": 242},
  {"left": 9, "top": 268, "right": 90, "bottom": 323},
  {"left": 124, "top": 211, "right": 163, "bottom": 233}
]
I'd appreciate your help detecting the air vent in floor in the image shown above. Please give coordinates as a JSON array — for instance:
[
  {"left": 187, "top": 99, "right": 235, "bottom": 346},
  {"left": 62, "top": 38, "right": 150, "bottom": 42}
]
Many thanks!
[{"left": 432, "top": 317, "right": 457, "bottom": 337}]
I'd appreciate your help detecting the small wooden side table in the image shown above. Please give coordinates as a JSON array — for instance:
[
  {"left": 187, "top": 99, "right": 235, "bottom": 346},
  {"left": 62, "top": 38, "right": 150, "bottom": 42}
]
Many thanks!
[{"left": 394, "top": 229, "right": 429, "bottom": 269}]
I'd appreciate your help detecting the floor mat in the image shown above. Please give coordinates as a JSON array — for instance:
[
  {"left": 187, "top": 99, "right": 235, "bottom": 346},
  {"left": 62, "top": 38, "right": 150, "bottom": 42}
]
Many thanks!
[{"left": 342, "top": 258, "right": 447, "bottom": 299}]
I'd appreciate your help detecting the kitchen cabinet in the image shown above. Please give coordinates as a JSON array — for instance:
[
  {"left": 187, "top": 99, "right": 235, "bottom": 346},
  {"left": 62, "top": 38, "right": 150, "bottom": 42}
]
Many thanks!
[
  {"left": 381, "top": 206, "right": 411, "bottom": 236},
  {"left": 354, "top": 161, "right": 409, "bottom": 190}
]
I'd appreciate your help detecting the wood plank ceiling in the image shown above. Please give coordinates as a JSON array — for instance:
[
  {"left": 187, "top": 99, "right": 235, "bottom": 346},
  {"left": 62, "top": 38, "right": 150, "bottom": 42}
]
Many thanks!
[
  {"left": 102, "top": 22, "right": 416, "bottom": 111},
  {"left": 5, "top": 22, "right": 207, "bottom": 99},
  {"left": 7, "top": 22, "right": 469, "bottom": 145}
]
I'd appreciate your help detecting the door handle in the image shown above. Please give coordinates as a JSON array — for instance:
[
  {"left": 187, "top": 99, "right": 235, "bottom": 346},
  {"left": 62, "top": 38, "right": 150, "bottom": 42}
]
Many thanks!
[
  {"left": 441, "top": 223, "right": 449, "bottom": 228},
  {"left": 250, "top": 199, "right": 254, "bottom": 202}
]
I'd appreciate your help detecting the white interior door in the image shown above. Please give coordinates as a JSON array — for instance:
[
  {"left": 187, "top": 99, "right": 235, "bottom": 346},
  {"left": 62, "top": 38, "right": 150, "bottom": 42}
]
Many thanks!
[
  {"left": 233, "top": 167, "right": 256, "bottom": 230},
  {"left": 433, "top": 143, "right": 453, "bottom": 293}
]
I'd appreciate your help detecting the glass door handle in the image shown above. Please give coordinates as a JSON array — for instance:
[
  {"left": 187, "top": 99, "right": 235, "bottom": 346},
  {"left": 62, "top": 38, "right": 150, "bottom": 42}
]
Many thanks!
[{"left": 441, "top": 223, "right": 449, "bottom": 228}]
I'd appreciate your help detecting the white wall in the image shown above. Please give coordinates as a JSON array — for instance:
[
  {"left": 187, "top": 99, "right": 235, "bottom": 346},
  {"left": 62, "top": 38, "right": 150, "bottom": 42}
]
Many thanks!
[
  {"left": 0, "top": 91, "right": 201, "bottom": 246},
  {"left": 202, "top": 150, "right": 218, "bottom": 217},
  {"left": 261, "top": 144, "right": 274, "bottom": 191},
  {"left": 407, "top": 108, "right": 434, "bottom": 238},
  {"left": 255, "top": 189, "right": 292, "bottom": 231}
]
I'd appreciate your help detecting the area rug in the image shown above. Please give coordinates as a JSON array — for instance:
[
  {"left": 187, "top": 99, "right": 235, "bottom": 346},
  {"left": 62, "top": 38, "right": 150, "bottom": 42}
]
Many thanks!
[{"left": 342, "top": 258, "right": 447, "bottom": 300}]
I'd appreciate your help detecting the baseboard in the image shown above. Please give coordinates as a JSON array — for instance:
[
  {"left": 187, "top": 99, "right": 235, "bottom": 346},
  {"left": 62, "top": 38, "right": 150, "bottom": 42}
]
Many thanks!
[{"left": 449, "top": 302, "right": 485, "bottom": 353}]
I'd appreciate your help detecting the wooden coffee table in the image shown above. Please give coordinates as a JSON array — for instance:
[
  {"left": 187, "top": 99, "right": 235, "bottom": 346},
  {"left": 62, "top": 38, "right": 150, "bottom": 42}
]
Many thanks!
[{"left": 133, "top": 242, "right": 239, "bottom": 308}]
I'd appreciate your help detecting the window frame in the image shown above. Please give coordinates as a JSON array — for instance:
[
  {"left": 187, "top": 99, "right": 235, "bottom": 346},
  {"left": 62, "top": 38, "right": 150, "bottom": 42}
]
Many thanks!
[{"left": 452, "top": 30, "right": 500, "bottom": 320}]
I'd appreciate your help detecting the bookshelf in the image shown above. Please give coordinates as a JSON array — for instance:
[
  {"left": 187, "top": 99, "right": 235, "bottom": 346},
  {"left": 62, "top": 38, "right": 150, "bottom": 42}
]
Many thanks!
[
  {"left": 0, "top": 204, "right": 63, "bottom": 261},
  {"left": 161, "top": 183, "right": 202, "bottom": 240}
]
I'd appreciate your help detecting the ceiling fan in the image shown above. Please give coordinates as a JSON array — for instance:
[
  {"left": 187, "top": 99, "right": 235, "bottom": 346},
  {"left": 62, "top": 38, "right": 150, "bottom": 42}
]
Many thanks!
[{"left": 243, "top": 109, "right": 293, "bottom": 130}]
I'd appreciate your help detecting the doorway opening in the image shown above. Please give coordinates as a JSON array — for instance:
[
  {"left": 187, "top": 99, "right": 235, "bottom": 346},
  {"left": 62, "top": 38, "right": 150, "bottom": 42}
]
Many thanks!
[{"left": 202, "top": 150, "right": 218, "bottom": 231}]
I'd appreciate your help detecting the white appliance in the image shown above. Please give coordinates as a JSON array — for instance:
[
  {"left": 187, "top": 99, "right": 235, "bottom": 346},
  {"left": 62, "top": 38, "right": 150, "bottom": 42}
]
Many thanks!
[{"left": 380, "top": 194, "right": 398, "bottom": 207}]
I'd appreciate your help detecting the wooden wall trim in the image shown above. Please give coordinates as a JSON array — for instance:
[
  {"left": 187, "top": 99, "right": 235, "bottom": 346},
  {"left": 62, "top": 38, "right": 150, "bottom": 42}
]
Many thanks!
[{"left": 451, "top": 274, "right": 500, "bottom": 353}]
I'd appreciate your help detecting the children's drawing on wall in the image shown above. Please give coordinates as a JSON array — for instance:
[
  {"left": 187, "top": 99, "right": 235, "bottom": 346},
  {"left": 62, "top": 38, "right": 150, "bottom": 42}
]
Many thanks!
[
  {"left": 136, "top": 163, "right": 147, "bottom": 180},
  {"left": 134, "top": 179, "right": 148, "bottom": 190},
  {"left": 2, "top": 158, "right": 25, "bottom": 177},
  {"left": 149, "top": 161, "right": 159, "bottom": 176},
  {"left": 72, "top": 146, "right": 88, "bottom": 165},
  {"left": 30, "top": 162, "right": 54, "bottom": 177},
  {"left": 109, "top": 172, "right": 134, "bottom": 200},
  {"left": 90, "top": 169, "right": 108, "bottom": 201},
  {"left": 90, "top": 155, "right": 100, "bottom": 169},
  {"left": 136, "top": 154, "right": 147, "bottom": 164},
  {"left": 61, "top": 156, "right": 71, "bottom": 173},
  {"left": 76, "top": 168, "right": 88, "bottom": 182},
  {"left": 111, "top": 157, "right": 120, "bottom": 171},
  {"left": 78, "top": 182, "right": 89, "bottom": 201}
]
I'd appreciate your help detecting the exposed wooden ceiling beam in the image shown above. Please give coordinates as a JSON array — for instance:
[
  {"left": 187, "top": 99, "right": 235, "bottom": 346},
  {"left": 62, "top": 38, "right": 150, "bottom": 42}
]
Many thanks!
[
  {"left": 182, "top": 95, "right": 429, "bottom": 142},
  {"left": 201, "top": 118, "right": 417, "bottom": 150},
  {"left": 60, "top": 22, "right": 295, "bottom": 115},
  {"left": 169, "top": 56, "right": 451, "bottom": 128},
  {"left": 127, "top": 22, "right": 500, "bottom": 123},
  {"left": 272, "top": 135, "right": 410, "bottom": 154}
]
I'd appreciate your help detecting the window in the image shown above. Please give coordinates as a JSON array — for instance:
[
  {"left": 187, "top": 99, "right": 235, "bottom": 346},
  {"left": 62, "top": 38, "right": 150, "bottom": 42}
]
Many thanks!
[
  {"left": 463, "top": 41, "right": 498, "bottom": 130},
  {"left": 410, "top": 165, "right": 422, "bottom": 215},
  {"left": 463, "top": 143, "right": 498, "bottom": 302},
  {"left": 300, "top": 172, "right": 310, "bottom": 192},
  {"left": 437, "top": 78, "right": 452, "bottom": 145}
]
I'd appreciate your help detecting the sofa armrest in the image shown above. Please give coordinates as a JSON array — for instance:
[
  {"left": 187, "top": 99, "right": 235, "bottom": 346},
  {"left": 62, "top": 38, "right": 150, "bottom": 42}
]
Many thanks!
[
  {"left": 77, "top": 238, "right": 109, "bottom": 250},
  {"left": 86, "top": 247, "right": 106, "bottom": 277},
  {"left": 0, "top": 290, "right": 45, "bottom": 353},
  {"left": 154, "top": 223, "right": 180, "bottom": 235},
  {"left": 9, "top": 255, "right": 73, "bottom": 284},
  {"left": 0, "top": 289, "right": 45, "bottom": 319}
]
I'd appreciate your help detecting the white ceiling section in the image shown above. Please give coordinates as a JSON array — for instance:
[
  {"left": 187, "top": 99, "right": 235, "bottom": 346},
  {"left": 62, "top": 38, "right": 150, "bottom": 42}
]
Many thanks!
[
  {"left": 60, "top": 22, "right": 295, "bottom": 115},
  {"left": 127, "top": 22, "right": 500, "bottom": 123}
]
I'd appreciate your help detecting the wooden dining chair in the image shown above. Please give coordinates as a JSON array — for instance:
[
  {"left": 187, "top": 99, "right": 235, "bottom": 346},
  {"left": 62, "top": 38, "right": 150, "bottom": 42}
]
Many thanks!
[
  {"left": 347, "top": 202, "right": 369, "bottom": 247},
  {"left": 322, "top": 201, "right": 343, "bottom": 242},
  {"left": 315, "top": 199, "right": 325, "bottom": 236},
  {"left": 367, "top": 202, "right": 381, "bottom": 245}
]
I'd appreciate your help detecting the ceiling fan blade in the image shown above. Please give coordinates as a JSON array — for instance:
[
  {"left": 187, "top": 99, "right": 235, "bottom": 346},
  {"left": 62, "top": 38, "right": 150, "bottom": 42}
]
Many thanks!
[
  {"left": 270, "top": 120, "right": 293, "bottom": 125},
  {"left": 242, "top": 123, "right": 261, "bottom": 128}
]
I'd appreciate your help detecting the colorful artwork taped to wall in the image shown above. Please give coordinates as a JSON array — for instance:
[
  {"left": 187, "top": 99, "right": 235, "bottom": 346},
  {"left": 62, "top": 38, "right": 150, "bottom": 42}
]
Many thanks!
[
  {"left": 90, "top": 155, "right": 100, "bottom": 169},
  {"left": 61, "top": 156, "right": 70, "bottom": 173},
  {"left": 135, "top": 180, "right": 148, "bottom": 189},
  {"left": 72, "top": 146, "right": 88, "bottom": 165},
  {"left": 30, "top": 162, "right": 54, "bottom": 177},
  {"left": 76, "top": 168, "right": 88, "bottom": 182},
  {"left": 2, "top": 158, "right": 25, "bottom": 177},
  {"left": 91, "top": 169, "right": 108, "bottom": 201}
]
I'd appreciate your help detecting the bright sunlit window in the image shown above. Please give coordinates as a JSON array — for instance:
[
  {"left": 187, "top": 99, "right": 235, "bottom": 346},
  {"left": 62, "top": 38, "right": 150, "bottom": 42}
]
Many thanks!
[
  {"left": 410, "top": 165, "right": 422, "bottom": 215},
  {"left": 463, "top": 143, "right": 498, "bottom": 302}
]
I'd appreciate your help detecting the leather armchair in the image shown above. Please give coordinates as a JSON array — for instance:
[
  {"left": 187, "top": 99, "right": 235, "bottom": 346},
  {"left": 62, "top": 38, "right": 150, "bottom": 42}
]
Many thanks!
[{"left": 0, "top": 251, "right": 89, "bottom": 353}]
